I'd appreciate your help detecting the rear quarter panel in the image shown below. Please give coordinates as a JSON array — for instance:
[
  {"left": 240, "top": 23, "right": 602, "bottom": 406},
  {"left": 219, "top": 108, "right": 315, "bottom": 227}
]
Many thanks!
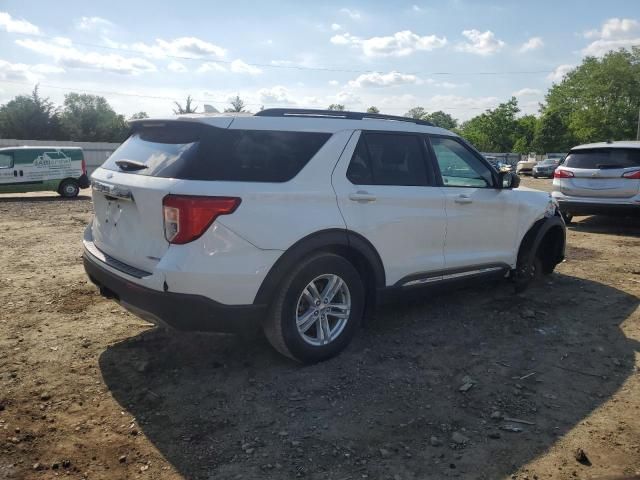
[{"left": 196, "top": 130, "right": 354, "bottom": 250}]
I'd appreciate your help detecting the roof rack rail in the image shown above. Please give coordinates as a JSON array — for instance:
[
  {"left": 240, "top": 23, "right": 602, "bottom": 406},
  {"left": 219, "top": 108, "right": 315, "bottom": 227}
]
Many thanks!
[{"left": 254, "top": 108, "right": 434, "bottom": 127}]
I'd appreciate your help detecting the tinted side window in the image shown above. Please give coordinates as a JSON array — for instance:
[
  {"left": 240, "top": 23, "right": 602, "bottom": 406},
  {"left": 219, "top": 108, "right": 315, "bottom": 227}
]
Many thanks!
[
  {"left": 564, "top": 149, "right": 640, "bottom": 169},
  {"left": 0, "top": 152, "right": 13, "bottom": 169},
  {"left": 103, "top": 125, "right": 331, "bottom": 182},
  {"left": 347, "top": 133, "right": 429, "bottom": 186},
  {"left": 430, "top": 137, "right": 493, "bottom": 188}
]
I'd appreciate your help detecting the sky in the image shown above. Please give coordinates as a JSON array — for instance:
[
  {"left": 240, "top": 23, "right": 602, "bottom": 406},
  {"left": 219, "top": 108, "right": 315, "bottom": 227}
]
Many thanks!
[{"left": 0, "top": 0, "right": 639, "bottom": 121}]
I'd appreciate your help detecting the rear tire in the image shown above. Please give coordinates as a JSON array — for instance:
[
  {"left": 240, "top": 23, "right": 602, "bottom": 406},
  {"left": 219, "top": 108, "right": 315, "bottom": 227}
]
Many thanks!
[
  {"left": 263, "top": 253, "right": 364, "bottom": 363},
  {"left": 59, "top": 179, "right": 80, "bottom": 198}
]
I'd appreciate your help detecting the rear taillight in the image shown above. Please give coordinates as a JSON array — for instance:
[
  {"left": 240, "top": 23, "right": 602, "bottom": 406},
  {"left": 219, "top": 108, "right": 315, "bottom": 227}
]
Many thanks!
[
  {"left": 81, "top": 157, "right": 87, "bottom": 175},
  {"left": 554, "top": 169, "right": 574, "bottom": 178},
  {"left": 162, "top": 195, "right": 241, "bottom": 245},
  {"left": 622, "top": 170, "right": 640, "bottom": 179}
]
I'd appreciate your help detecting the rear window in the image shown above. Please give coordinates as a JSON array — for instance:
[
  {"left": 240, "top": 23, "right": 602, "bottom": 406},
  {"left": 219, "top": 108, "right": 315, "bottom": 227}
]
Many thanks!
[
  {"left": 564, "top": 148, "right": 640, "bottom": 169},
  {"left": 102, "top": 123, "right": 332, "bottom": 182}
]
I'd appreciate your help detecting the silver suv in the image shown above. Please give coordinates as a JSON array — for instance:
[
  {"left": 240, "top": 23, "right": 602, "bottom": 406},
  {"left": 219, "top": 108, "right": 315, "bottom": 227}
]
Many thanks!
[{"left": 552, "top": 141, "right": 640, "bottom": 223}]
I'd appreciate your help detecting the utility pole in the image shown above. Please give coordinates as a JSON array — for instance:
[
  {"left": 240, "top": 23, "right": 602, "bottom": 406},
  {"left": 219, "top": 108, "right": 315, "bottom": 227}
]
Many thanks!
[{"left": 637, "top": 105, "right": 640, "bottom": 141}]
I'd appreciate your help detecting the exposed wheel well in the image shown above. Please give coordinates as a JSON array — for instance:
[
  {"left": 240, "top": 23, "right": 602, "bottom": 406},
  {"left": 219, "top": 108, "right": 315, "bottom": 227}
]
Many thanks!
[
  {"left": 517, "top": 217, "right": 565, "bottom": 275},
  {"left": 536, "top": 225, "right": 565, "bottom": 274}
]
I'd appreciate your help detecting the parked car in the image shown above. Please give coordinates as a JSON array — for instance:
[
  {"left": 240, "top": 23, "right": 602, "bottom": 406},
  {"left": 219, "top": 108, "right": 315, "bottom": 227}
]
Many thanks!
[
  {"left": 532, "top": 158, "right": 561, "bottom": 178},
  {"left": 0, "top": 146, "right": 89, "bottom": 197},
  {"left": 552, "top": 141, "right": 640, "bottom": 223},
  {"left": 83, "top": 108, "right": 566, "bottom": 363},
  {"left": 486, "top": 156, "right": 513, "bottom": 173},
  {"left": 516, "top": 154, "right": 538, "bottom": 175}
]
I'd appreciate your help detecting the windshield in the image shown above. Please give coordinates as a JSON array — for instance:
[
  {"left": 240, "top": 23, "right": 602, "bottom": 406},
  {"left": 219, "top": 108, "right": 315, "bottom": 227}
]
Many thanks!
[
  {"left": 564, "top": 148, "right": 640, "bottom": 169},
  {"left": 539, "top": 159, "right": 557, "bottom": 166}
]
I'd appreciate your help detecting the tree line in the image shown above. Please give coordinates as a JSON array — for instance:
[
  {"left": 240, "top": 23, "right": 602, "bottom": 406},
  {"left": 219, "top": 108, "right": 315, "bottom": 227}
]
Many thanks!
[{"left": 1, "top": 48, "right": 638, "bottom": 152}]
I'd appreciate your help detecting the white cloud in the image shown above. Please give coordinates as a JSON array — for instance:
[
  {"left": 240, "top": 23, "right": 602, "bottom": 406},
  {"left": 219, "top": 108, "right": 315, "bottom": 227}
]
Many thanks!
[
  {"left": 512, "top": 88, "right": 542, "bottom": 97},
  {"left": 332, "top": 30, "right": 447, "bottom": 57},
  {"left": 129, "top": 37, "right": 227, "bottom": 59},
  {"left": 519, "top": 37, "right": 543, "bottom": 53},
  {"left": 76, "top": 16, "right": 113, "bottom": 32},
  {"left": 412, "top": 5, "right": 424, "bottom": 12},
  {"left": 436, "top": 81, "right": 459, "bottom": 89},
  {"left": 582, "top": 18, "right": 640, "bottom": 56},
  {"left": 348, "top": 71, "right": 421, "bottom": 88},
  {"left": 0, "top": 59, "right": 64, "bottom": 82},
  {"left": 456, "top": 29, "right": 505, "bottom": 55},
  {"left": 258, "top": 86, "right": 294, "bottom": 104},
  {"left": 547, "top": 64, "right": 574, "bottom": 82},
  {"left": 0, "top": 11, "right": 40, "bottom": 35},
  {"left": 328, "top": 80, "right": 340, "bottom": 86},
  {"left": 423, "top": 94, "right": 500, "bottom": 119},
  {"left": 167, "top": 61, "right": 187, "bottom": 73},
  {"left": 331, "top": 23, "right": 342, "bottom": 31},
  {"left": 340, "top": 8, "right": 361, "bottom": 20},
  {"left": 230, "top": 59, "right": 262, "bottom": 75},
  {"left": 197, "top": 62, "right": 227, "bottom": 73},
  {"left": 332, "top": 90, "right": 361, "bottom": 105},
  {"left": 15, "top": 38, "right": 156, "bottom": 75},
  {"left": 330, "top": 33, "right": 356, "bottom": 45}
]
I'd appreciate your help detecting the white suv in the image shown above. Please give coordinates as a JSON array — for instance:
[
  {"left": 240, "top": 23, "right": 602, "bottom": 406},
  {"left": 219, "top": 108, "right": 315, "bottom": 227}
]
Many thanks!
[{"left": 83, "top": 109, "right": 566, "bottom": 363}]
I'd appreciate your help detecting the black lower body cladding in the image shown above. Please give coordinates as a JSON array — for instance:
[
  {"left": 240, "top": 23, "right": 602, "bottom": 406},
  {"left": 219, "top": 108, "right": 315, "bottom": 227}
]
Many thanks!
[{"left": 83, "top": 252, "right": 265, "bottom": 333}]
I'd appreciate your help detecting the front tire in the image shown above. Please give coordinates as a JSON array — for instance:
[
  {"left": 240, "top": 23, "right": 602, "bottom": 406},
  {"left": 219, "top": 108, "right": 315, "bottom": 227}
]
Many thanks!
[
  {"left": 514, "top": 254, "right": 543, "bottom": 293},
  {"left": 263, "top": 253, "right": 364, "bottom": 363},
  {"left": 59, "top": 179, "right": 80, "bottom": 198}
]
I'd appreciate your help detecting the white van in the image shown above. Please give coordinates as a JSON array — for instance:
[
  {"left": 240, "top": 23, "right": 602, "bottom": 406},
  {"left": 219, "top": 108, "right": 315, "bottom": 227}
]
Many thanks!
[{"left": 0, "top": 146, "right": 90, "bottom": 197}]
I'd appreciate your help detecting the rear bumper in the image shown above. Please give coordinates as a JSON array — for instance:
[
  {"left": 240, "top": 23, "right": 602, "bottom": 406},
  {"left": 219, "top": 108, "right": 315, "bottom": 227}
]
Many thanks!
[
  {"left": 554, "top": 198, "right": 640, "bottom": 215},
  {"left": 83, "top": 251, "right": 266, "bottom": 333}
]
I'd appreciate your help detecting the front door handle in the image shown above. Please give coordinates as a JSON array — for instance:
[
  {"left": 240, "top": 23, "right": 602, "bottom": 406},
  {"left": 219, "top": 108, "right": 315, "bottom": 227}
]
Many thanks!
[
  {"left": 349, "top": 191, "right": 377, "bottom": 203},
  {"left": 454, "top": 194, "right": 473, "bottom": 204}
]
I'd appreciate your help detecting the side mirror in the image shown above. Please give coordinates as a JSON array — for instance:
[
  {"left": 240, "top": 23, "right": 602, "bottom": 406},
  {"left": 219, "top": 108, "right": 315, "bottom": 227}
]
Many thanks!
[{"left": 499, "top": 172, "right": 520, "bottom": 189}]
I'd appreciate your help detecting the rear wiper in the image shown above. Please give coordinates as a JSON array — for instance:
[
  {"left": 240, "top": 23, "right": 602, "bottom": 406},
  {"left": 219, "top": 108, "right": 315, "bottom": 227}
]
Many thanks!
[{"left": 115, "top": 159, "right": 148, "bottom": 171}]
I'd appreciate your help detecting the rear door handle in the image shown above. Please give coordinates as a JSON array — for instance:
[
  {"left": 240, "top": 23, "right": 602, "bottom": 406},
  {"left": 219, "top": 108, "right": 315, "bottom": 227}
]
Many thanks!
[
  {"left": 349, "top": 191, "right": 377, "bottom": 203},
  {"left": 454, "top": 194, "right": 473, "bottom": 204}
]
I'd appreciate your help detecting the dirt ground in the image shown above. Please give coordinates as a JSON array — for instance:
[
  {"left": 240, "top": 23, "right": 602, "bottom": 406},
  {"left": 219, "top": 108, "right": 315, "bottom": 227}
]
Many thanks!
[{"left": 1, "top": 177, "right": 639, "bottom": 480}]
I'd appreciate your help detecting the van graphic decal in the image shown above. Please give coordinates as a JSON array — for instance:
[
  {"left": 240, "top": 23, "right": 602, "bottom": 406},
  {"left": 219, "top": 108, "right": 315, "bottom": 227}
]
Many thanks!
[{"left": 33, "top": 151, "right": 72, "bottom": 169}]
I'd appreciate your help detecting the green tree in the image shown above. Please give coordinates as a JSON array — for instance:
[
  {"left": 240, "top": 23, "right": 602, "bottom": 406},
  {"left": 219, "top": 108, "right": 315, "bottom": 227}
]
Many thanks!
[
  {"left": 531, "top": 109, "right": 575, "bottom": 153},
  {"left": 458, "top": 97, "right": 520, "bottom": 152},
  {"left": 0, "top": 85, "right": 60, "bottom": 139},
  {"left": 366, "top": 106, "right": 380, "bottom": 113},
  {"left": 404, "top": 106, "right": 426, "bottom": 119},
  {"left": 512, "top": 114, "right": 537, "bottom": 153},
  {"left": 60, "top": 93, "right": 128, "bottom": 142},
  {"left": 224, "top": 95, "right": 247, "bottom": 113},
  {"left": 425, "top": 110, "right": 458, "bottom": 130},
  {"left": 327, "top": 104, "right": 345, "bottom": 111},
  {"left": 173, "top": 95, "right": 198, "bottom": 114},
  {"left": 129, "top": 111, "right": 149, "bottom": 120},
  {"left": 541, "top": 48, "right": 640, "bottom": 145}
]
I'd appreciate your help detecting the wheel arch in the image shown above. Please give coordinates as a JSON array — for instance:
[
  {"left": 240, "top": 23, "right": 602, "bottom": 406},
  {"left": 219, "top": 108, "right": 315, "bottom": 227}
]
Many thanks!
[
  {"left": 517, "top": 214, "right": 566, "bottom": 271},
  {"left": 254, "top": 228, "right": 386, "bottom": 313}
]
